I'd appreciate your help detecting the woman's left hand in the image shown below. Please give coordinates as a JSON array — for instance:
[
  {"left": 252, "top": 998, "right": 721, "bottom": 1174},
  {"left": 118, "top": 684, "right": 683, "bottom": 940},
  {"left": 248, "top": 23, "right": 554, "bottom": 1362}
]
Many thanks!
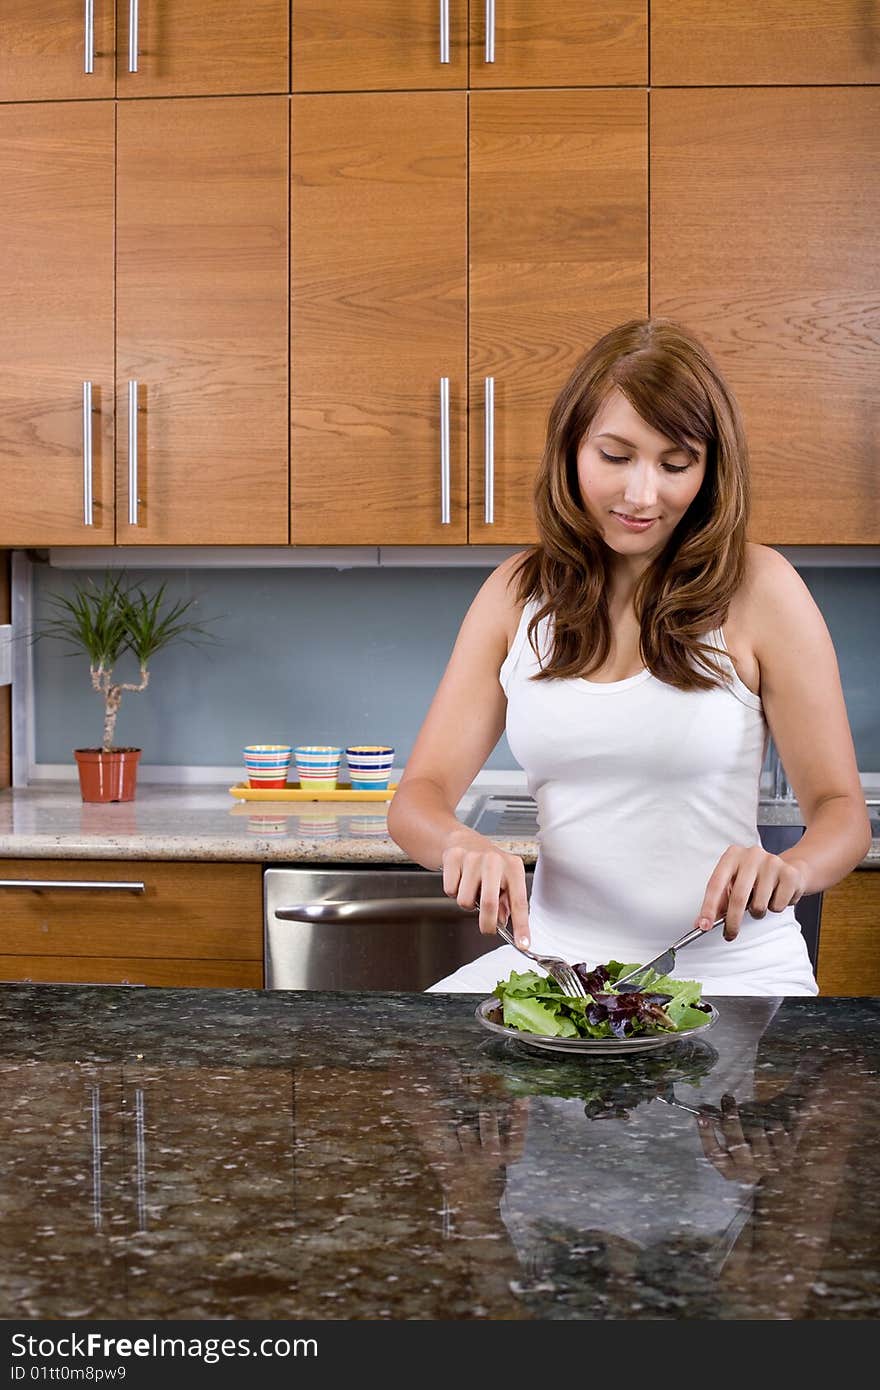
[{"left": 695, "top": 844, "right": 808, "bottom": 941}]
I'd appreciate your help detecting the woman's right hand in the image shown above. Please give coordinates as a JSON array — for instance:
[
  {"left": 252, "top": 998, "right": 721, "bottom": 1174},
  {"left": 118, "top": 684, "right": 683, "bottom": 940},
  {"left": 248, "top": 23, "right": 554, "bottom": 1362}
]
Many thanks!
[{"left": 440, "top": 832, "right": 531, "bottom": 945}]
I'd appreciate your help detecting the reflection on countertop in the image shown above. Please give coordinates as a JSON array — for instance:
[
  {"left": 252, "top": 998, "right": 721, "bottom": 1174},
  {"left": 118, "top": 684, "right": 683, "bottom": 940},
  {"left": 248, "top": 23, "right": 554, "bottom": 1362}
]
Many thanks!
[{"left": 0, "top": 984, "right": 877, "bottom": 1321}]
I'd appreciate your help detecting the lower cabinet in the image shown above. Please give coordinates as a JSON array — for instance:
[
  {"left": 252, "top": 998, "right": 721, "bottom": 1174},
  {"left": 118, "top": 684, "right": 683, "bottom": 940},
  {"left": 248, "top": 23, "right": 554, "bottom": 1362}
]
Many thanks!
[
  {"left": 0, "top": 860, "right": 263, "bottom": 988},
  {"left": 817, "top": 871, "right": 880, "bottom": 997}
]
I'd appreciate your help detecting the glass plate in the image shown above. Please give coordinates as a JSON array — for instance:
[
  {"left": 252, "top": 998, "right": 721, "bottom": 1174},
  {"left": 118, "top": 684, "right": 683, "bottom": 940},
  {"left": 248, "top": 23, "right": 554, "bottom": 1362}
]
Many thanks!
[{"left": 474, "top": 997, "right": 719, "bottom": 1056}]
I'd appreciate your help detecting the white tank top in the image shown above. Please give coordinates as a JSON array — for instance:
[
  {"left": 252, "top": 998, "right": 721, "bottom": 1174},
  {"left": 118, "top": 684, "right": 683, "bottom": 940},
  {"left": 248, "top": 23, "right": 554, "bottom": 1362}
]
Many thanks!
[{"left": 500, "top": 598, "right": 818, "bottom": 996}]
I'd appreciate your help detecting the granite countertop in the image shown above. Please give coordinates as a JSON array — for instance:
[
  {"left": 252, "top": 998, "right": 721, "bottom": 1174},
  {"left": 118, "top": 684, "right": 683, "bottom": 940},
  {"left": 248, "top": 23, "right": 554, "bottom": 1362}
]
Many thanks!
[
  {"left": 0, "top": 982, "right": 877, "bottom": 1321},
  {"left": 0, "top": 781, "right": 877, "bottom": 866}
]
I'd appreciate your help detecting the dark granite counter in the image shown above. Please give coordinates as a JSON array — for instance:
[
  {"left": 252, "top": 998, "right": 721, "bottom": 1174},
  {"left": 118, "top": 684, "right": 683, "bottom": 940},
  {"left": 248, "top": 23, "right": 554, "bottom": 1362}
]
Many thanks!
[{"left": 1, "top": 984, "right": 877, "bottom": 1321}]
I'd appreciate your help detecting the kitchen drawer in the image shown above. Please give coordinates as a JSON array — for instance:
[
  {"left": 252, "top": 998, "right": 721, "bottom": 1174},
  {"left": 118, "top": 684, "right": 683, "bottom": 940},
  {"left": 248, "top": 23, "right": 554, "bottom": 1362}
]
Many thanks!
[{"left": 0, "top": 861, "right": 263, "bottom": 988}]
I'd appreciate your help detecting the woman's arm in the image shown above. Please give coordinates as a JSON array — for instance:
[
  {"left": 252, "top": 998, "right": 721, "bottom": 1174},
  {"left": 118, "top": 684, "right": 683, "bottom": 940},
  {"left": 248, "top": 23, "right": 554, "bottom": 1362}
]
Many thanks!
[
  {"left": 695, "top": 546, "right": 872, "bottom": 937},
  {"left": 386, "top": 554, "right": 532, "bottom": 944}
]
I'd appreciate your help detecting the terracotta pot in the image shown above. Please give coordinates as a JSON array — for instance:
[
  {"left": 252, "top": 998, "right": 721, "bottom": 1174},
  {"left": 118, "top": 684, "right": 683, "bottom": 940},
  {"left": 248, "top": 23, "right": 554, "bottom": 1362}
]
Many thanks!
[{"left": 74, "top": 748, "right": 142, "bottom": 803}]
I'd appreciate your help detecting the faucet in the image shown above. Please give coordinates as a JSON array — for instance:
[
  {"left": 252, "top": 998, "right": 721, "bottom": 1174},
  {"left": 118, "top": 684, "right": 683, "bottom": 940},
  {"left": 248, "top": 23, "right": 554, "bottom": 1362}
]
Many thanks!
[{"left": 767, "top": 739, "right": 795, "bottom": 802}]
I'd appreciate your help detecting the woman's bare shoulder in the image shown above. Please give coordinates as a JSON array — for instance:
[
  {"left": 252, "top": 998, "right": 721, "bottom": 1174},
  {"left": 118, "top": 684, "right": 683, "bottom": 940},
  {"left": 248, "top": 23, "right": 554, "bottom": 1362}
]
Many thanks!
[{"left": 733, "top": 543, "right": 820, "bottom": 640}]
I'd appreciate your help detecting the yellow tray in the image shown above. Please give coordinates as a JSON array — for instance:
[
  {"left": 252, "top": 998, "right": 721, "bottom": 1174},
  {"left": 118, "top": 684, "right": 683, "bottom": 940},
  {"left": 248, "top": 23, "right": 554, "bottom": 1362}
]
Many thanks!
[{"left": 228, "top": 782, "right": 397, "bottom": 803}]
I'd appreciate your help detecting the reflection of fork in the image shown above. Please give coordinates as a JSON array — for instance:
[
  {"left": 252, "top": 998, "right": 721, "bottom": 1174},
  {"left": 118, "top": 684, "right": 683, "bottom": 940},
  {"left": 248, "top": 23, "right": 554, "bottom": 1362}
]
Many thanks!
[{"left": 496, "top": 921, "right": 589, "bottom": 998}]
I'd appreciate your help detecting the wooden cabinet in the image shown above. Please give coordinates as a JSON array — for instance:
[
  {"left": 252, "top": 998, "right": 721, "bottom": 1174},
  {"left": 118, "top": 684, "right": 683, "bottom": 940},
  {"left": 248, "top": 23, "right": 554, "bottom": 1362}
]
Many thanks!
[
  {"left": 292, "top": 1, "right": 646, "bottom": 93},
  {"left": 115, "top": 0, "right": 288, "bottom": 98},
  {"left": 0, "top": 102, "right": 115, "bottom": 546},
  {"left": 468, "top": 0, "right": 646, "bottom": 88},
  {"left": 651, "top": 87, "right": 879, "bottom": 545},
  {"left": 116, "top": 97, "right": 289, "bottom": 544},
  {"left": 0, "top": 96, "right": 288, "bottom": 546},
  {"left": 0, "top": 0, "right": 116, "bottom": 101},
  {"left": 292, "top": 89, "right": 647, "bottom": 545},
  {"left": 817, "top": 871, "right": 880, "bottom": 997},
  {"left": 0, "top": 860, "right": 263, "bottom": 987},
  {"left": 291, "top": 92, "right": 468, "bottom": 545},
  {"left": 469, "top": 89, "right": 647, "bottom": 543},
  {"left": 292, "top": 0, "right": 469, "bottom": 92},
  {"left": 651, "top": 1, "right": 880, "bottom": 86},
  {"left": 0, "top": 1, "right": 288, "bottom": 103}
]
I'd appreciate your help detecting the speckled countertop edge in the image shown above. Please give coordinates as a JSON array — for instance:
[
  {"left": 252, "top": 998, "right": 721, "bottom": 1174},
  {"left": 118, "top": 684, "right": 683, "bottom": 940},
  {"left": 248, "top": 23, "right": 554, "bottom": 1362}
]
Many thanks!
[{"left": 0, "top": 782, "right": 876, "bottom": 867}]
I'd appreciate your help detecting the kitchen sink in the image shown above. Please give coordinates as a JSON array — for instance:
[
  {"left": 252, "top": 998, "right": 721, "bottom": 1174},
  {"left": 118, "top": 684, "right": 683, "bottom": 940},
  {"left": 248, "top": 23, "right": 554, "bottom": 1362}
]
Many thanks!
[{"left": 470, "top": 794, "right": 879, "bottom": 840}]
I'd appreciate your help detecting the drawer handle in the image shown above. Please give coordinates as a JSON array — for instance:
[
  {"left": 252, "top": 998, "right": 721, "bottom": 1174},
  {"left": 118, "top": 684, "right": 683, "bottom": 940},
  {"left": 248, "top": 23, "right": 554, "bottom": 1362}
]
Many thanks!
[
  {"left": 0, "top": 880, "right": 146, "bottom": 892},
  {"left": 274, "top": 897, "right": 477, "bottom": 924}
]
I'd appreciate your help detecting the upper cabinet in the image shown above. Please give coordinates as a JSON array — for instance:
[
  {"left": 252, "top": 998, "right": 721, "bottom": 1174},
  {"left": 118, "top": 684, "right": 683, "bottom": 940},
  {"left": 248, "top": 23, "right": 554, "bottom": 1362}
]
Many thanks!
[
  {"left": 291, "top": 93, "right": 469, "bottom": 545},
  {"left": 651, "top": 88, "right": 879, "bottom": 545},
  {"left": 651, "top": 1, "right": 880, "bottom": 85},
  {"left": 292, "top": 0, "right": 469, "bottom": 91},
  {"left": 469, "top": 1, "right": 646, "bottom": 88},
  {"left": 469, "top": 90, "right": 647, "bottom": 542},
  {"left": 0, "top": 102, "right": 115, "bottom": 546},
  {"left": 291, "top": 90, "right": 646, "bottom": 545},
  {"left": 116, "top": 97, "right": 289, "bottom": 545},
  {"left": 292, "top": 1, "right": 646, "bottom": 92},
  {"left": 0, "top": 1, "right": 289, "bottom": 102},
  {"left": 115, "top": 0, "right": 289, "bottom": 97},
  {"left": 0, "top": 0, "right": 115, "bottom": 100}
]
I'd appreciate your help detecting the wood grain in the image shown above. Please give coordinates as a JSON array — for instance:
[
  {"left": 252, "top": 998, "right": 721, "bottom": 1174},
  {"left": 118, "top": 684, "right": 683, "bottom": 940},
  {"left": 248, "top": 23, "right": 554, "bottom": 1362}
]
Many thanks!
[
  {"left": 469, "top": 0, "right": 646, "bottom": 88},
  {"left": 652, "top": 0, "right": 880, "bottom": 85},
  {"left": 291, "top": 92, "right": 468, "bottom": 544},
  {"left": 116, "top": 0, "right": 288, "bottom": 97},
  {"left": 469, "top": 89, "right": 648, "bottom": 543},
  {"left": 0, "top": 0, "right": 115, "bottom": 100},
  {"left": 0, "top": 102, "right": 115, "bottom": 546},
  {"left": 0, "top": 860, "right": 262, "bottom": 963},
  {"left": 293, "top": 0, "right": 468, "bottom": 92},
  {"left": 116, "top": 97, "right": 289, "bottom": 544},
  {"left": 817, "top": 871, "right": 880, "bottom": 996},
  {"left": 651, "top": 88, "right": 879, "bottom": 544}
]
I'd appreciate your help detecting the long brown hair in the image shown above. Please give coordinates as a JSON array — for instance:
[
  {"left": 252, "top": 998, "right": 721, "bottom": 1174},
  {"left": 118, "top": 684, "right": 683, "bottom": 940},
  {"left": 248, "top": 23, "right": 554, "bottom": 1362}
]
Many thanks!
[{"left": 514, "top": 317, "right": 750, "bottom": 690}]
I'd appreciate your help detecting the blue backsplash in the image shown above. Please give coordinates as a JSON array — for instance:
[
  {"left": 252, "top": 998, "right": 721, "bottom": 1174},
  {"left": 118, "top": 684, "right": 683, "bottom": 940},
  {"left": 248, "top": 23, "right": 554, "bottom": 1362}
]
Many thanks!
[{"left": 30, "top": 560, "right": 880, "bottom": 773}]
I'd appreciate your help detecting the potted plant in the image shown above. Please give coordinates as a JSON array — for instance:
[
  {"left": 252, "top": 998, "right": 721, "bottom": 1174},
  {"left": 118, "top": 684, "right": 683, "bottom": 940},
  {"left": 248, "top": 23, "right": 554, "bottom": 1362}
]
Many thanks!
[{"left": 37, "top": 572, "right": 213, "bottom": 803}]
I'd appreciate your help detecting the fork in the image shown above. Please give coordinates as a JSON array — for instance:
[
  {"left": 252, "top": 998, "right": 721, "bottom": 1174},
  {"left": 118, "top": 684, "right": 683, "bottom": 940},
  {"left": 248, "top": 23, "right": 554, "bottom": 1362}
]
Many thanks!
[{"left": 496, "top": 921, "right": 589, "bottom": 998}]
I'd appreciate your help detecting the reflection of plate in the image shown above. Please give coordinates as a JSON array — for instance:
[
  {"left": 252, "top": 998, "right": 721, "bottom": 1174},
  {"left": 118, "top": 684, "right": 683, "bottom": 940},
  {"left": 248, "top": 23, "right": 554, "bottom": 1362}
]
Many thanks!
[{"left": 474, "top": 997, "right": 719, "bottom": 1056}]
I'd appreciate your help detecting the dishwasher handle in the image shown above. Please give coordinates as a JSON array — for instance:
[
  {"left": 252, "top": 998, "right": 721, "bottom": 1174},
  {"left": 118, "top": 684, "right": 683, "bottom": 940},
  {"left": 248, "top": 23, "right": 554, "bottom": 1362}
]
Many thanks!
[{"left": 273, "top": 897, "right": 477, "bottom": 924}]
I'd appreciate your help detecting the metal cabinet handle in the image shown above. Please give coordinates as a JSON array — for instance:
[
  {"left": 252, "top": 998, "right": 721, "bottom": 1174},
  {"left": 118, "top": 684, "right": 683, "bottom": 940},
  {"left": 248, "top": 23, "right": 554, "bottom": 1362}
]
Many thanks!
[
  {"left": 82, "top": 381, "right": 94, "bottom": 526},
  {"left": 274, "top": 898, "right": 478, "bottom": 924},
  {"left": 84, "top": 0, "right": 94, "bottom": 74},
  {"left": 129, "top": 0, "right": 139, "bottom": 73},
  {"left": 128, "top": 379, "right": 139, "bottom": 526},
  {"left": 440, "top": 376, "right": 451, "bottom": 524},
  {"left": 484, "top": 376, "right": 495, "bottom": 524},
  {"left": 485, "top": 0, "right": 495, "bottom": 63},
  {"left": 0, "top": 879, "right": 146, "bottom": 892},
  {"left": 440, "top": 0, "right": 450, "bottom": 63}
]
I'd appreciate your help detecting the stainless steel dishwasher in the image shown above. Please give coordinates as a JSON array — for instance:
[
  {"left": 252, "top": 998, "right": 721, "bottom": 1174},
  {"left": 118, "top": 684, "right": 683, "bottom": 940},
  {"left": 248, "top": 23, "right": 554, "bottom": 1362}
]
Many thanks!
[{"left": 264, "top": 865, "right": 532, "bottom": 991}]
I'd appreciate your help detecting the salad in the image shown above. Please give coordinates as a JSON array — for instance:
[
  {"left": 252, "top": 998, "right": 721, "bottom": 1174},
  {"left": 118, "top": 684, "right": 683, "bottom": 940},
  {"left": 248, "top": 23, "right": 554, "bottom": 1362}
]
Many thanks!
[{"left": 493, "top": 959, "right": 713, "bottom": 1041}]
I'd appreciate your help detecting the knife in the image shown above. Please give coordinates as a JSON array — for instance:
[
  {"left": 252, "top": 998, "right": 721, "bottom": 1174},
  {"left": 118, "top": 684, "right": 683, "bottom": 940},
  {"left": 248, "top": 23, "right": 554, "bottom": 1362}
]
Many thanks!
[{"left": 613, "top": 917, "right": 725, "bottom": 994}]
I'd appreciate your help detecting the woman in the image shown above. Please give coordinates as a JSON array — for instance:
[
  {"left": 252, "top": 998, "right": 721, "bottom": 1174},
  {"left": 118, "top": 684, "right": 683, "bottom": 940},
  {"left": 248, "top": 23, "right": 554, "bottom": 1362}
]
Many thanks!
[{"left": 386, "top": 319, "right": 871, "bottom": 994}]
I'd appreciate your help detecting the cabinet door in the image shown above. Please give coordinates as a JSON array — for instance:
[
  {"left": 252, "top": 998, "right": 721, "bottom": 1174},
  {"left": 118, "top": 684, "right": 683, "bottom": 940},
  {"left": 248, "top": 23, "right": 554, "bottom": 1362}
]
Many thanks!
[
  {"left": 116, "top": 0, "right": 288, "bottom": 97},
  {"left": 291, "top": 93, "right": 468, "bottom": 544},
  {"left": 0, "top": 0, "right": 116, "bottom": 101},
  {"left": 469, "top": 90, "right": 647, "bottom": 543},
  {"left": 817, "top": 872, "right": 880, "bottom": 997},
  {"left": 116, "top": 97, "right": 289, "bottom": 545},
  {"left": 0, "top": 102, "right": 115, "bottom": 546},
  {"left": 651, "top": 89, "right": 879, "bottom": 545},
  {"left": 652, "top": 1, "right": 880, "bottom": 85},
  {"left": 469, "top": 0, "right": 646, "bottom": 87},
  {"left": 0, "top": 860, "right": 264, "bottom": 987},
  {"left": 292, "top": 0, "right": 468, "bottom": 92}
]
